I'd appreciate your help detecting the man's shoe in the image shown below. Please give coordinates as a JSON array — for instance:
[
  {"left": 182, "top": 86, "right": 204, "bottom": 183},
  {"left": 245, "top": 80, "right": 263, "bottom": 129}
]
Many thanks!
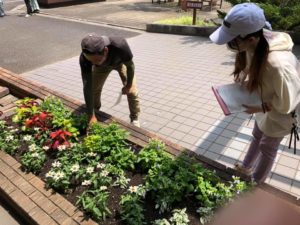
[
  {"left": 131, "top": 119, "right": 140, "bottom": 128},
  {"left": 33, "top": 10, "right": 40, "bottom": 13},
  {"left": 234, "top": 163, "right": 252, "bottom": 176},
  {"left": 25, "top": 14, "right": 31, "bottom": 17}
]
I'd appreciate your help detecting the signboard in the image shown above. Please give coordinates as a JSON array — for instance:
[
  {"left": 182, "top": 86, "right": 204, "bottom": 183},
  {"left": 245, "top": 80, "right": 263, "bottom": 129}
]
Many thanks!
[{"left": 186, "top": 1, "right": 202, "bottom": 9}]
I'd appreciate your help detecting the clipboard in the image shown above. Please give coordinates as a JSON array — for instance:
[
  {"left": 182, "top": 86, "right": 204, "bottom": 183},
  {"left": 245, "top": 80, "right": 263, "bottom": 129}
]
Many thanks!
[
  {"left": 212, "top": 83, "right": 261, "bottom": 115},
  {"left": 212, "top": 86, "right": 231, "bottom": 115}
]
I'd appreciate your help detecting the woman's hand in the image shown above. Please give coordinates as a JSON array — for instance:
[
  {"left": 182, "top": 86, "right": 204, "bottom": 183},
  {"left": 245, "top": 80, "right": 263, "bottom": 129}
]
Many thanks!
[
  {"left": 242, "top": 105, "right": 263, "bottom": 114},
  {"left": 242, "top": 103, "right": 272, "bottom": 114}
]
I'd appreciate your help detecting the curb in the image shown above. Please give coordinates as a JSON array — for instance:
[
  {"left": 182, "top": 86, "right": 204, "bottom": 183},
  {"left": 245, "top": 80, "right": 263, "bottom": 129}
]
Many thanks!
[{"left": 146, "top": 23, "right": 217, "bottom": 37}]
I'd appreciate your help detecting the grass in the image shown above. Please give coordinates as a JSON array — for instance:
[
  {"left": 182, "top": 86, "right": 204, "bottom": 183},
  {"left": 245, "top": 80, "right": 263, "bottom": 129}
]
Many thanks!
[{"left": 155, "top": 16, "right": 215, "bottom": 26}]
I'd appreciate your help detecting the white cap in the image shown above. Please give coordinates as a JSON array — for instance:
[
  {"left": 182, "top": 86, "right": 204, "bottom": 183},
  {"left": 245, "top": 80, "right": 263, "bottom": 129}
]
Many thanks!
[{"left": 210, "top": 3, "right": 267, "bottom": 45}]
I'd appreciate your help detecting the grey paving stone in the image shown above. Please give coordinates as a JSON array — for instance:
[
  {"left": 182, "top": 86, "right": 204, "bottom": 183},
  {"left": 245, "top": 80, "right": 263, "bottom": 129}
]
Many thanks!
[
  {"left": 269, "top": 174, "right": 293, "bottom": 192},
  {"left": 171, "top": 130, "right": 187, "bottom": 141}
]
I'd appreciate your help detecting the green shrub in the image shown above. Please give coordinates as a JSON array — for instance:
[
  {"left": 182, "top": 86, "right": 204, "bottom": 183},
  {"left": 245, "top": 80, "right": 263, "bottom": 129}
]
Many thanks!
[{"left": 223, "top": 0, "right": 300, "bottom": 31}]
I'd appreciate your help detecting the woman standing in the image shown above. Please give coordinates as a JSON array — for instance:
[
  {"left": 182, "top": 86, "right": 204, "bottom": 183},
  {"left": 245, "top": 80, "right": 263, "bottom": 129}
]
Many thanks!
[{"left": 209, "top": 3, "right": 300, "bottom": 184}]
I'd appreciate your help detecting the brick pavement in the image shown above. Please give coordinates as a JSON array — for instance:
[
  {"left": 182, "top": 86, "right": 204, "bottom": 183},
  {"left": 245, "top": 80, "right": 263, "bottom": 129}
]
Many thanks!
[{"left": 22, "top": 31, "right": 300, "bottom": 198}]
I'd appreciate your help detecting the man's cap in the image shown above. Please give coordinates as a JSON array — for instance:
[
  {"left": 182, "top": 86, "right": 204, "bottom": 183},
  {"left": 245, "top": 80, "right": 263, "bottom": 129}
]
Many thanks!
[
  {"left": 210, "top": 3, "right": 268, "bottom": 45},
  {"left": 81, "top": 33, "right": 110, "bottom": 54}
]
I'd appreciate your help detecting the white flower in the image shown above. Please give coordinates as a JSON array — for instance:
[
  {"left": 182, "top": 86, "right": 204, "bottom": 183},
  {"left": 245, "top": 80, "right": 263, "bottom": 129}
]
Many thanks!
[
  {"left": 31, "top": 152, "right": 39, "bottom": 158},
  {"left": 70, "top": 164, "right": 80, "bottom": 173},
  {"left": 100, "top": 170, "right": 109, "bottom": 177},
  {"left": 42, "top": 146, "right": 50, "bottom": 151},
  {"left": 45, "top": 171, "right": 56, "bottom": 178},
  {"left": 52, "top": 161, "right": 62, "bottom": 168},
  {"left": 5, "top": 135, "right": 14, "bottom": 141},
  {"left": 129, "top": 186, "right": 138, "bottom": 193},
  {"left": 29, "top": 144, "right": 37, "bottom": 151},
  {"left": 96, "top": 163, "right": 106, "bottom": 169},
  {"left": 53, "top": 171, "right": 65, "bottom": 181},
  {"left": 57, "top": 145, "right": 67, "bottom": 151},
  {"left": 34, "top": 127, "right": 40, "bottom": 131},
  {"left": 82, "top": 180, "right": 92, "bottom": 186},
  {"left": 7, "top": 126, "right": 14, "bottom": 129},
  {"left": 70, "top": 143, "right": 77, "bottom": 148},
  {"left": 56, "top": 171, "right": 65, "bottom": 179},
  {"left": 53, "top": 174, "right": 60, "bottom": 181},
  {"left": 10, "top": 129, "right": 18, "bottom": 133},
  {"left": 100, "top": 186, "right": 107, "bottom": 191},
  {"left": 86, "top": 167, "right": 94, "bottom": 174},
  {"left": 23, "top": 135, "right": 32, "bottom": 141},
  {"left": 87, "top": 152, "right": 97, "bottom": 157}
]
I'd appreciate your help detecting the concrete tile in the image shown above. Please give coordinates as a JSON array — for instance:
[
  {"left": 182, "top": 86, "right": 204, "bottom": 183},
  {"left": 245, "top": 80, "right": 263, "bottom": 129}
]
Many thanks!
[
  {"left": 178, "top": 141, "right": 194, "bottom": 150},
  {"left": 269, "top": 174, "right": 292, "bottom": 192},
  {"left": 274, "top": 164, "right": 296, "bottom": 179},
  {"left": 226, "top": 124, "right": 242, "bottom": 132},
  {"left": 213, "top": 120, "right": 229, "bottom": 128},
  {"left": 239, "top": 127, "right": 253, "bottom": 136},
  {"left": 194, "top": 138, "right": 213, "bottom": 150},
  {"left": 208, "top": 143, "right": 225, "bottom": 154},
  {"left": 171, "top": 130, "right": 187, "bottom": 141},
  {"left": 188, "top": 127, "right": 205, "bottom": 137},
  {"left": 290, "top": 181, "right": 300, "bottom": 198},
  {"left": 201, "top": 132, "right": 218, "bottom": 142},
  {"left": 228, "top": 140, "right": 248, "bottom": 151},
  {"left": 234, "top": 133, "right": 252, "bottom": 144},
  {"left": 223, "top": 148, "right": 242, "bottom": 160},
  {"left": 183, "top": 118, "right": 199, "bottom": 127},
  {"left": 277, "top": 155, "right": 299, "bottom": 169},
  {"left": 217, "top": 156, "right": 237, "bottom": 168},
  {"left": 208, "top": 126, "right": 224, "bottom": 135},
  {"left": 181, "top": 134, "right": 200, "bottom": 146},
  {"left": 192, "top": 147, "right": 206, "bottom": 155},
  {"left": 159, "top": 127, "right": 174, "bottom": 137},
  {"left": 215, "top": 136, "right": 231, "bottom": 146},
  {"left": 195, "top": 122, "right": 211, "bottom": 131},
  {"left": 165, "top": 121, "right": 181, "bottom": 129},
  {"left": 204, "top": 151, "right": 220, "bottom": 161},
  {"left": 177, "top": 124, "right": 193, "bottom": 133},
  {"left": 220, "top": 129, "right": 237, "bottom": 139}
]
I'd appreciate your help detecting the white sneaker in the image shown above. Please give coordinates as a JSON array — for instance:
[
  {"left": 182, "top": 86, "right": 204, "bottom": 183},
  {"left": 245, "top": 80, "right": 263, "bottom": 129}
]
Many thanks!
[
  {"left": 25, "top": 14, "right": 31, "bottom": 17},
  {"left": 131, "top": 119, "right": 140, "bottom": 128}
]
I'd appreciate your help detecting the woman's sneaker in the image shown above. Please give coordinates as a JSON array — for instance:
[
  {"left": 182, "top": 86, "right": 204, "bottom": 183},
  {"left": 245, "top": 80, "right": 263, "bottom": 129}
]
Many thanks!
[{"left": 234, "top": 163, "right": 252, "bottom": 176}]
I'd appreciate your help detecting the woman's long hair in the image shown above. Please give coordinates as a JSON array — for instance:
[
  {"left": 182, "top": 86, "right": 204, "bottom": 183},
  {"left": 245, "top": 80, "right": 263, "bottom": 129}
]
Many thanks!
[{"left": 233, "top": 29, "right": 269, "bottom": 93}]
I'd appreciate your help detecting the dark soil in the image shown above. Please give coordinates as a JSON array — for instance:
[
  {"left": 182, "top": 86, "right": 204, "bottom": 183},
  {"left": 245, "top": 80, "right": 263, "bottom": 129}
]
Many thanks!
[{"left": 3, "top": 116, "right": 201, "bottom": 225}]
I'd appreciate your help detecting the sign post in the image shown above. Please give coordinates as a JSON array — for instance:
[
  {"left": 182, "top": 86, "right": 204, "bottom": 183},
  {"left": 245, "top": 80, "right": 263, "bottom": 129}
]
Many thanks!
[{"left": 186, "top": 1, "right": 203, "bottom": 25}]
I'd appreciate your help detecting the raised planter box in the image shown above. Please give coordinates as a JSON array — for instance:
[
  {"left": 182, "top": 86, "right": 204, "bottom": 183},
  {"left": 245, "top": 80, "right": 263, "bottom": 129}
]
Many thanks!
[{"left": 1, "top": 67, "right": 300, "bottom": 224}]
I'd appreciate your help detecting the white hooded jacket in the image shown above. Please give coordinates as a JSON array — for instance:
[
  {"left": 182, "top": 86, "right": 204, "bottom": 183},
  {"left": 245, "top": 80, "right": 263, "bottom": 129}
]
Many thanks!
[{"left": 253, "top": 29, "right": 300, "bottom": 137}]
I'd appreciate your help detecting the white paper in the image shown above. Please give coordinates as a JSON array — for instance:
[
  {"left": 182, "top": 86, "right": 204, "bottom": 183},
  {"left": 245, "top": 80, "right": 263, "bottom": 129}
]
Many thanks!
[
  {"left": 217, "top": 83, "right": 261, "bottom": 113},
  {"left": 111, "top": 91, "right": 123, "bottom": 108}
]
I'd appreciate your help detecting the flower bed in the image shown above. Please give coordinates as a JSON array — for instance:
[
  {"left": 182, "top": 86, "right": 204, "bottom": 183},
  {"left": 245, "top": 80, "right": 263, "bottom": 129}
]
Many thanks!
[{"left": 0, "top": 96, "right": 251, "bottom": 225}]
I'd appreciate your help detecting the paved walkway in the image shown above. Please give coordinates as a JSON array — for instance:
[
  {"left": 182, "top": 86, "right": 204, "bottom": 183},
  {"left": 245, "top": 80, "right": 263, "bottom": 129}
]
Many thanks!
[
  {"left": 36, "top": 0, "right": 231, "bottom": 30},
  {"left": 23, "top": 31, "right": 300, "bottom": 198}
]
